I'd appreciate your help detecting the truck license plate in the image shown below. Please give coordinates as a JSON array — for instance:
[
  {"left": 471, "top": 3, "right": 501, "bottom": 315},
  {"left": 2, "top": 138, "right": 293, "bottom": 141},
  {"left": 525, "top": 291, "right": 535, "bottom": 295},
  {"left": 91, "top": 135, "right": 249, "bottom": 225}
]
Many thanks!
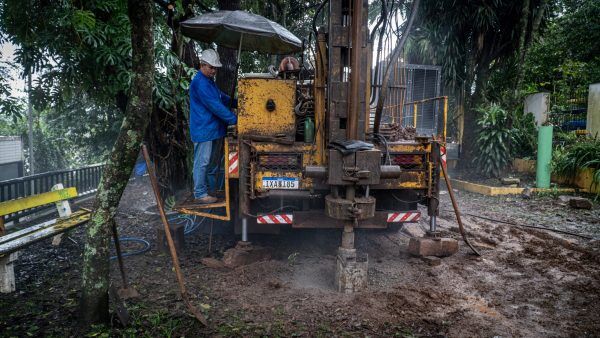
[{"left": 262, "top": 177, "right": 299, "bottom": 190}]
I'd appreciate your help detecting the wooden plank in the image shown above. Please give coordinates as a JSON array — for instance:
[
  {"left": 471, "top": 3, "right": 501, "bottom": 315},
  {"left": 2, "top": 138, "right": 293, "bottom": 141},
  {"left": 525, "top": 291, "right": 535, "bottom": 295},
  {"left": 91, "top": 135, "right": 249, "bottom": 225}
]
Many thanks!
[
  {"left": 0, "top": 219, "right": 57, "bottom": 245},
  {"left": 0, "top": 188, "right": 78, "bottom": 216},
  {"left": 0, "top": 209, "right": 88, "bottom": 245},
  {"left": 0, "top": 211, "right": 90, "bottom": 255}
]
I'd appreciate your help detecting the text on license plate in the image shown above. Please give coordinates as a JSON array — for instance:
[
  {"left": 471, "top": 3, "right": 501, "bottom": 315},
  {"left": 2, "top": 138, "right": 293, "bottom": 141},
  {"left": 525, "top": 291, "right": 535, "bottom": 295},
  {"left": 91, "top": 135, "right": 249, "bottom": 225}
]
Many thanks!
[{"left": 262, "top": 177, "right": 299, "bottom": 189}]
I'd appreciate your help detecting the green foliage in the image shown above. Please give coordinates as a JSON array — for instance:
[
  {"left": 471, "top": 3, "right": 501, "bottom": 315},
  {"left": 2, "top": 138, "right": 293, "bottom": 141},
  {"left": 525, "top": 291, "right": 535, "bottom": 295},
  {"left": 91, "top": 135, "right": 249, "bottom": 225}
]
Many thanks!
[
  {"left": 554, "top": 130, "right": 578, "bottom": 148},
  {"left": 0, "top": 1, "right": 195, "bottom": 172},
  {"left": 523, "top": 0, "right": 600, "bottom": 102},
  {"left": 0, "top": 0, "right": 132, "bottom": 171},
  {"left": 473, "top": 104, "right": 516, "bottom": 177},
  {"left": 0, "top": 105, "right": 103, "bottom": 172},
  {"left": 0, "top": 61, "right": 23, "bottom": 121},
  {"left": 512, "top": 107, "right": 537, "bottom": 159},
  {"left": 552, "top": 138, "right": 600, "bottom": 189},
  {"left": 287, "top": 251, "right": 299, "bottom": 266},
  {"left": 83, "top": 305, "right": 205, "bottom": 337},
  {"left": 412, "top": 0, "right": 537, "bottom": 88}
]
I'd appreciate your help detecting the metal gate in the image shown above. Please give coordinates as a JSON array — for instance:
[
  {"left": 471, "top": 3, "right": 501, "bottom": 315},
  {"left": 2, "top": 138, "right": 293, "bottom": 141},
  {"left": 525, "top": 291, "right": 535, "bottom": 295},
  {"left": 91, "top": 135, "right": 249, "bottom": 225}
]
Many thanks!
[
  {"left": 370, "top": 63, "right": 442, "bottom": 136},
  {"left": 402, "top": 64, "right": 442, "bottom": 135}
]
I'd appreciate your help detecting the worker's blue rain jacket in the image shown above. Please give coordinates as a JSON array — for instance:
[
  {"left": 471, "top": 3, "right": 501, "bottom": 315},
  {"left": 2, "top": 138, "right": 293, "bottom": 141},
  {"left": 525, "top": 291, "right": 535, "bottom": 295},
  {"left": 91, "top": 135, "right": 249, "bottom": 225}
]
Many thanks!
[{"left": 189, "top": 71, "right": 238, "bottom": 143}]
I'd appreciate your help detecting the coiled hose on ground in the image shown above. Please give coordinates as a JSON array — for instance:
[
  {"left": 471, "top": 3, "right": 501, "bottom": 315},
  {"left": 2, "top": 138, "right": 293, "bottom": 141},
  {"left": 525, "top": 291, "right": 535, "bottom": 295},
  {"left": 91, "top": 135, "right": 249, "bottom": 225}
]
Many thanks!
[{"left": 110, "top": 213, "right": 208, "bottom": 260}]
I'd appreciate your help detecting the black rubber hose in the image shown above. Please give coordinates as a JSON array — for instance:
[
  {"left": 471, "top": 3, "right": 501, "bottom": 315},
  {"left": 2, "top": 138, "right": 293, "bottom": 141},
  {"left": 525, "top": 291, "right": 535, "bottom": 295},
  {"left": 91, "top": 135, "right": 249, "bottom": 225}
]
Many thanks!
[{"left": 452, "top": 212, "right": 595, "bottom": 240}]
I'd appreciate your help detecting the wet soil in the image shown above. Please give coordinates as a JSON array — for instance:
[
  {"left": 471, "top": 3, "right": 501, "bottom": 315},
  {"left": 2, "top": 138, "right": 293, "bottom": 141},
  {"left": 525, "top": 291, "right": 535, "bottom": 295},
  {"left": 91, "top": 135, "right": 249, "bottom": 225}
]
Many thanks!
[{"left": 1, "top": 176, "right": 599, "bottom": 337}]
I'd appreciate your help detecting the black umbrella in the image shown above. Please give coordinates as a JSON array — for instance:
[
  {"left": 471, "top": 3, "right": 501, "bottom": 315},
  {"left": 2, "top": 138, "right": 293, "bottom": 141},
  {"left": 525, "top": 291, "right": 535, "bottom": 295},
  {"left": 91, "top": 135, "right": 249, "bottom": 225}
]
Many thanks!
[{"left": 180, "top": 10, "right": 302, "bottom": 56}]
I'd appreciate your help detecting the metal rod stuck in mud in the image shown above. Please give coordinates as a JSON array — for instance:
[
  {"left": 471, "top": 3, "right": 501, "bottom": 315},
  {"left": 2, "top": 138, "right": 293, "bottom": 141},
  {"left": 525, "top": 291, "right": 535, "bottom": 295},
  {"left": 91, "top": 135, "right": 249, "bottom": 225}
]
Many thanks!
[
  {"left": 141, "top": 144, "right": 208, "bottom": 325},
  {"left": 440, "top": 159, "right": 482, "bottom": 256}
]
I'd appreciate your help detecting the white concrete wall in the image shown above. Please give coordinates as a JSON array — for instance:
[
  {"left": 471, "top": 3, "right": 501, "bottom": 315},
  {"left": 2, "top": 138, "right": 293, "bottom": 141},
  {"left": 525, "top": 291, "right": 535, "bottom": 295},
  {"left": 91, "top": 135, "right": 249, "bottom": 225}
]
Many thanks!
[
  {"left": 0, "top": 136, "right": 23, "bottom": 164},
  {"left": 524, "top": 92, "right": 550, "bottom": 126},
  {"left": 588, "top": 83, "right": 600, "bottom": 138}
]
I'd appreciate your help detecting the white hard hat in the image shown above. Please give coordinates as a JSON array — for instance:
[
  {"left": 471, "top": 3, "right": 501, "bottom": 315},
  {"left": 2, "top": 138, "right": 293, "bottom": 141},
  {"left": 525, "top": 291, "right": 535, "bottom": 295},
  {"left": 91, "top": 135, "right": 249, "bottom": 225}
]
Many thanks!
[{"left": 199, "top": 49, "right": 222, "bottom": 67}]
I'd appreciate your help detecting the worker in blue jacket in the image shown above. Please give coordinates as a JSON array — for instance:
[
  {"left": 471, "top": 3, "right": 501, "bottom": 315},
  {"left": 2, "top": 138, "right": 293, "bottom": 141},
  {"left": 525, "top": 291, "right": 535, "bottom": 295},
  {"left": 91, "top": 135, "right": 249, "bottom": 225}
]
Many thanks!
[{"left": 189, "top": 49, "right": 237, "bottom": 203}]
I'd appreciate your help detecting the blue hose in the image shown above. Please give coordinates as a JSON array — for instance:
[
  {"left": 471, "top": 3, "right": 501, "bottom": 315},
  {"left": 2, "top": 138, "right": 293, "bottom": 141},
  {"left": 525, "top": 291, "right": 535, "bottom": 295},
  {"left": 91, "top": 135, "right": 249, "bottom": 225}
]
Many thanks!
[
  {"left": 109, "top": 213, "right": 208, "bottom": 260},
  {"left": 110, "top": 237, "right": 151, "bottom": 260},
  {"left": 168, "top": 213, "right": 209, "bottom": 235}
]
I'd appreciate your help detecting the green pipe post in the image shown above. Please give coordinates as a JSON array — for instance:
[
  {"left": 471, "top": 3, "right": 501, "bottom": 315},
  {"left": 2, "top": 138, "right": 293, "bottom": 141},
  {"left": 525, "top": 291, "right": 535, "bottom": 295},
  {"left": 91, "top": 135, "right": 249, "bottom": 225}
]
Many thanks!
[{"left": 536, "top": 125, "right": 553, "bottom": 188}]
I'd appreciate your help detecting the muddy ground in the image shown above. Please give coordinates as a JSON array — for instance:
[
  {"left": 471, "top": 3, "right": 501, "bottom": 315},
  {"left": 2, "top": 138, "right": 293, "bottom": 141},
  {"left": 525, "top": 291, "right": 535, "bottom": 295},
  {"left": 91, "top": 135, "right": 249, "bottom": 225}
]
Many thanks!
[{"left": 1, "top": 176, "right": 599, "bottom": 337}]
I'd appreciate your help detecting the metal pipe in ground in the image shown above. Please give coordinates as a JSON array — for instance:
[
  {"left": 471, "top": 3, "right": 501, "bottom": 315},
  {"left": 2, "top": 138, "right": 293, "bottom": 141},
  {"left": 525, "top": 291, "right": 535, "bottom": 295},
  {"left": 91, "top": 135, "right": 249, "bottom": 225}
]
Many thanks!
[
  {"left": 110, "top": 219, "right": 127, "bottom": 285},
  {"left": 342, "top": 186, "right": 356, "bottom": 249},
  {"left": 440, "top": 160, "right": 481, "bottom": 256},
  {"left": 141, "top": 144, "right": 208, "bottom": 325},
  {"left": 242, "top": 217, "right": 248, "bottom": 242},
  {"left": 429, "top": 215, "right": 437, "bottom": 233}
]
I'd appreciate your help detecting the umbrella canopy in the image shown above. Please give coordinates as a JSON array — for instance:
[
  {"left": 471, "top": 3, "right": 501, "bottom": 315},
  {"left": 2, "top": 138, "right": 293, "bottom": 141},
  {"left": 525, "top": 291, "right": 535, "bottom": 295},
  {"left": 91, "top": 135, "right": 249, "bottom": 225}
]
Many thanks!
[{"left": 180, "top": 10, "right": 302, "bottom": 55}]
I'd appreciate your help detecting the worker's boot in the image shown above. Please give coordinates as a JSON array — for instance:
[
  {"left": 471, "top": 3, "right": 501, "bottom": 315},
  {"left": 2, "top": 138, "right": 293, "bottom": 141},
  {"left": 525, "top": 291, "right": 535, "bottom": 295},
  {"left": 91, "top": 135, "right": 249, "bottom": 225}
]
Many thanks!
[{"left": 194, "top": 195, "right": 218, "bottom": 204}]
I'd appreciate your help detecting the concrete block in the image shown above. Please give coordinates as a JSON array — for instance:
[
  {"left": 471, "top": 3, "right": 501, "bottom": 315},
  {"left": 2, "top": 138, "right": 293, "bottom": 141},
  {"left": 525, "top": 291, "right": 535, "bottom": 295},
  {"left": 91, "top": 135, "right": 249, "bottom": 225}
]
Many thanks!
[
  {"left": 335, "top": 248, "right": 368, "bottom": 293},
  {"left": 569, "top": 197, "right": 593, "bottom": 210},
  {"left": 501, "top": 177, "right": 520, "bottom": 185},
  {"left": 524, "top": 92, "right": 550, "bottom": 126},
  {"left": 408, "top": 237, "right": 459, "bottom": 257},
  {"left": 588, "top": 83, "right": 600, "bottom": 138}
]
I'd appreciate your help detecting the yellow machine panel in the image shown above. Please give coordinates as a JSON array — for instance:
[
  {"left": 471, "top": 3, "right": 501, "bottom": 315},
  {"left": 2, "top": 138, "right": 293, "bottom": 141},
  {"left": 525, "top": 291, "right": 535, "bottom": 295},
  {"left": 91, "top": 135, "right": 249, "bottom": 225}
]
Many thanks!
[{"left": 237, "top": 78, "right": 296, "bottom": 136}]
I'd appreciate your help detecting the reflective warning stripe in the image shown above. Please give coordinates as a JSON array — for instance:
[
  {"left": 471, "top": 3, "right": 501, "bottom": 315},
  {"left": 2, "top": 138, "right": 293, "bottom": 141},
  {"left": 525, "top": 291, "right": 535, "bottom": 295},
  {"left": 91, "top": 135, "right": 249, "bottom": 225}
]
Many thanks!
[
  {"left": 256, "top": 214, "right": 293, "bottom": 224},
  {"left": 228, "top": 152, "right": 238, "bottom": 174},
  {"left": 386, "top": 211, "right": 421, "bottom": 223},
  {"left": 440, "top": 146, "right": 447, "bottom": 169}
]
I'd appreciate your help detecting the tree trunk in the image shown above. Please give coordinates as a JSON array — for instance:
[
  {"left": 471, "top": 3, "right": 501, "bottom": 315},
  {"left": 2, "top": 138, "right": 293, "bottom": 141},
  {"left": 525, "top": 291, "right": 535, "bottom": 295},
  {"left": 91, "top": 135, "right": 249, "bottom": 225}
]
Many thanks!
[
  {"left": 514, "top": 0, "right": 547, "bottom": 94},
  {"left": 513, "top": 0, "right": 531, "bottom": 98},
  {"left": 216, "top": 0, "right": 241, "bottom": 93},
  {"left": 80, "top": 0, "right": 154, "bottom": 325},
  {"left": 461, "top": 50, "right": 492, "bottom": 163},
  {"left": 454, "top": 84, "right": 466, "bottom": 145},
  {"left": 145, "top": 1, "right": 200, "bottom": 198}
]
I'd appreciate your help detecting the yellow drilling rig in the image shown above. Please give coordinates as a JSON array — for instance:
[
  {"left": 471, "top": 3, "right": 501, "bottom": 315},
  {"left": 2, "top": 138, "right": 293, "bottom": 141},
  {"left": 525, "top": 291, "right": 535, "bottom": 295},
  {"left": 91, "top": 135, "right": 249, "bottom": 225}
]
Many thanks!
[{"left": 177, "top": 0, "right": 455, "bottom": 291}]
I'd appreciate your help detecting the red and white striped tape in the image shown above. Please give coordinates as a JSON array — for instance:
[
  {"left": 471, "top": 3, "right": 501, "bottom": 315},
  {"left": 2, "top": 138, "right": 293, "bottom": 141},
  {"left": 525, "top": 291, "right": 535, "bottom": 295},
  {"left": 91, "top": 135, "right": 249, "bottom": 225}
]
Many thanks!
[
  {"left": 387, "top": 211, "right": 421, "bottom": 223},
  {"left": 256, "top": 214, "right": 293, "bottom": 224},
  {"left": 228, "top": 151, "right": 238, "bottom": 175},
  {"left": 440, "top": 146, "right": 447, "bottom": 169}
]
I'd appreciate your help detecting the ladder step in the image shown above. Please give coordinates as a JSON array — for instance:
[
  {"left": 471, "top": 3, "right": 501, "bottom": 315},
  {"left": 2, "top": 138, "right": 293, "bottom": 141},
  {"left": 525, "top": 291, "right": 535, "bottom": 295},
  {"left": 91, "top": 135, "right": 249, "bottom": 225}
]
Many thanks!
[
  {"left": 174, "top": 201, "right": 227, "bottom": 210},
  {"left": 173, "top": 194, "right": 227, "bottom": 210}
]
